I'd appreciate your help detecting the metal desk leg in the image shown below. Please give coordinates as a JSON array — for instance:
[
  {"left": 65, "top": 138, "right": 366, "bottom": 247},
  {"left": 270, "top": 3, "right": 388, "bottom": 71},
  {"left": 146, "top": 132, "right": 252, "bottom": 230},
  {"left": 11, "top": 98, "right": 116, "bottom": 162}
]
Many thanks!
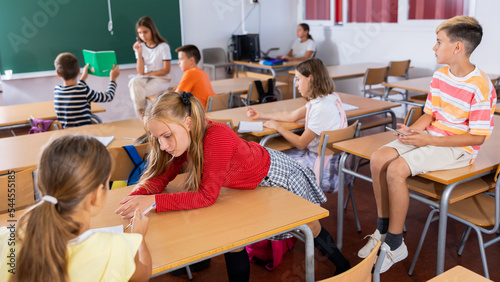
[
  {"left": 293, "top": 76, "right": 297, "bottom": 99},
  {"left": 292, "top": 225, "right": 315, "bottom": 282},
  {"left": 436, "top": 182, "right": 458, "bottom": 275},
  {"left": 337, "top": 152, "right": 350, "bottom": 251}
]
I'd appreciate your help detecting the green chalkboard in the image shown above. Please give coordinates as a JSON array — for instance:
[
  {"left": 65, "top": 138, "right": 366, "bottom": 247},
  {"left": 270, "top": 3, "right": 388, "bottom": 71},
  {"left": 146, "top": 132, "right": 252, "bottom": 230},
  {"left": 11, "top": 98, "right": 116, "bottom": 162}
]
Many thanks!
[{"left": 0, "top": 0, "right": 182, "bottom": 75}]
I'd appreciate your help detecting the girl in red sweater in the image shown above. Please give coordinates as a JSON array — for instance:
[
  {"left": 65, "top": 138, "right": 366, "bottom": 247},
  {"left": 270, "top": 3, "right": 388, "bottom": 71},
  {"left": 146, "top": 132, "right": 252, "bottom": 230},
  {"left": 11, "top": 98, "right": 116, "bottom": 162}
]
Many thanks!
[{"left": 115, "top": 92, "right": 350, "bottom": 280}]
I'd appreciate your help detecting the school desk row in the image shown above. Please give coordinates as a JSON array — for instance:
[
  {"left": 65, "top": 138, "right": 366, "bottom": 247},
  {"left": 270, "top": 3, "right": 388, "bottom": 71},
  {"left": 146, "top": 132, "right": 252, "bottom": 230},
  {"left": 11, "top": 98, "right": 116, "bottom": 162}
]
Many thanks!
[
  {"left": 0, "top": 174, "right": 328, "bottom": 281},
  {"left": 332, "top": 115, "right": 500, "bottom": 276},
  {"left": 0, "top": 93, "right": 399, "bottom": 174}
]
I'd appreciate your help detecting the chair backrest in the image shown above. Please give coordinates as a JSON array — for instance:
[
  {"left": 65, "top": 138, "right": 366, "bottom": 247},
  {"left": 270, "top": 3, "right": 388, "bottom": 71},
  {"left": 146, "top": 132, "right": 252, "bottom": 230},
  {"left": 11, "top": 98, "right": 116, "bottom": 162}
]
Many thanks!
[
  {"left": 388, "top": 59, "right": 411, "bottom": 79},
  {"left": 363, "top": 67, "right": 389, "bottom": 86},
  {"left": 247, "top": 79, "right": 276, "bottom": 103},
  {"left": 206, "top": 117, "right": 235, "bottom": 131},
  {"left": 404, "top": 106, "right": 424, "bottom": 126},
  {"left": 202, "top": 48, "right": 227, "bottom": 64},
  {"left": 0, "top": 167, "right": 36, "bottom": 213},
  {"left": 317, "top": 120, "right": 360, "bottom": 156},
  {"left": 319, "top": 241, "right": 382, "bottom": 282},
  {"left": 108, "top": 144, "right": 150, "bottom": 182},
  {"left": 206, "top": 93, "right": 231, "bottom": 112}
]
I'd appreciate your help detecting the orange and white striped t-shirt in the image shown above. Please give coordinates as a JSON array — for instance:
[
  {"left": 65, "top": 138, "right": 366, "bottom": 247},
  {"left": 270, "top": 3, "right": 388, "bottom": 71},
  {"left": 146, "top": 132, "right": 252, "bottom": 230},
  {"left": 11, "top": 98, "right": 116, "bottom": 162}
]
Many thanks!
[{"left": 424, "top": 66, "right": 497, "bottom": 162}]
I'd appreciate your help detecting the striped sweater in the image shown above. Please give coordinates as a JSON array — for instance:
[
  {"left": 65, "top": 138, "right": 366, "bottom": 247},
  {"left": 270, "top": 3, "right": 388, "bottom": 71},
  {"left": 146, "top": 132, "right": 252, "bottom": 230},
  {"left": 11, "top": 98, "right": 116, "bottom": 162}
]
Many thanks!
[
  {"left": 424, "top": 66, "right": 497, "bottom": 162},
  {"left": 129, "top": 121, "right": 271, "bottom": 212},
  {"left": 54, "top": 80, "right": 116, "bottom": 127}
]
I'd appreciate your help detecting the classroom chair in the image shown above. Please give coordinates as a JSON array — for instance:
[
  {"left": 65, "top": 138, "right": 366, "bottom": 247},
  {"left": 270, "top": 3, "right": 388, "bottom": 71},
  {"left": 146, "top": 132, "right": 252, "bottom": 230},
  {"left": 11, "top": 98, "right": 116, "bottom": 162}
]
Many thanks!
[
  {"left": 0, "top": 167, "right": 36, "bottom": 213},
  {"left": 108, "top": 143, "right": 150, "bottom": 184},
  {"left": 318, "top": 120, "right": 362, "bottom": 230},
  {"left": 242, "top": 78, "right": 282, "bottom": 105},
  {"left": 407, "top": 166, "right": 499, "bottom": 278},
  {"left": 403, "top": 106, "right": 423, "bottom": 127},
  {"left": 206, "top": 92, "right": 231, "bottom": 112},
  {"left": 388, "top": 60, "right": 411, "bottom": 80},
  {"left": 362, "top": 66, "right": 407, "bottom": 100},
  {"left": 202, "top": 48, "right": 234, "bottom": 80},
  {"left": 318, "top": 241, "right": 387, "bottom": 282}
]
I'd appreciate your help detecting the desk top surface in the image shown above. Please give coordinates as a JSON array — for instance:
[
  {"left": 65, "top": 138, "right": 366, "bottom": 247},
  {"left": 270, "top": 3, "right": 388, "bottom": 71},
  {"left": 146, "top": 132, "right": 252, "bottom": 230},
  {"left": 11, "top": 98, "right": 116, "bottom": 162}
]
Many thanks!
[
  {"left": 289, "top": 62, "right": 387, "bottom": 79},
  {"left": 0, "top": 101, "right": 106, "bottom": 127},
  {"left": 233, "top": 60, "right": 302, "bottom": 69},
  {"left": 382, "top": 74, "right": 499, "bottom": 94},
  {"left": 0, "top": 119, "right": 144, "bottom": 173},
  {"left": 332, "top": 115, "right": 500, "bottom": 185},
  {"left": 0, "top": 174, "right": 329, "bottom": 275},
  {"left": 207, "top": 93, "right": 400, "bottom": 136},
  {"left": 382, "top": 76, "right": 432, "bottom": 93}
]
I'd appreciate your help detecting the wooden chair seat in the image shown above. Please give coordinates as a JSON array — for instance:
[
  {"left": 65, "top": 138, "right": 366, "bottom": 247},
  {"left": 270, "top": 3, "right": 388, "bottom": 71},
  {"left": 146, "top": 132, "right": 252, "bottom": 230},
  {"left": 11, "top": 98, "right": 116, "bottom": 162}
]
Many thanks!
[
  {"left": 448, "top": 193, "right": 495, "bottom": 227},
  {"left": 407, "top": 174, "right": 495, "bottom": 204},
  {"left": 263, "top": 136, "right": 294, "bottom": 152}
]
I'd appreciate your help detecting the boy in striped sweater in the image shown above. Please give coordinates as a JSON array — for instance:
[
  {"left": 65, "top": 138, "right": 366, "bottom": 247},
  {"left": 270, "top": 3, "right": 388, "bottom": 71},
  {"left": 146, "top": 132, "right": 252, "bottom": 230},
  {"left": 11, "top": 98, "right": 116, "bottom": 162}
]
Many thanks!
[
  {"left": 54, "top": 52, "right": 120, "bottom": 127},
  {"left": 358, "top": 16, "right": 497, "bottom": 273}
]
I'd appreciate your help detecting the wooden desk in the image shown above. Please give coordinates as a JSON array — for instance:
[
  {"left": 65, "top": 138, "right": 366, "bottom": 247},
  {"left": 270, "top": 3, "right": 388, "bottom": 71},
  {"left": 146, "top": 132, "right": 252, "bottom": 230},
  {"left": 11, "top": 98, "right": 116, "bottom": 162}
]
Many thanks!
[
  {"left": 207, "top": 93, "right": 400, "bottom": 145},
  {"left": 0, "top": 119, "right": 144, "bottom": 173},
  {"left": 290, "top": 62, "right": 388, "bottom": 98},
  {"left": 383, "top": 75, "right": 499, "bottom": 105},
  {"left": 1, "top": 176, "right": 329, "bottom": 281},
  {"left": 427, "top": 265, "right": 492, "bottom": 281},
  {"left": 146, "top": 77, "right": 287, "bottom": 102},
  {"left": 331, "top": 115, "right": 500, "bottom": 275},
  {"left": 233, "top": 60, "right": 302, "bottom": 78},
  {"left": 0, "top": 101, "right": 106, "bottom": 129}
]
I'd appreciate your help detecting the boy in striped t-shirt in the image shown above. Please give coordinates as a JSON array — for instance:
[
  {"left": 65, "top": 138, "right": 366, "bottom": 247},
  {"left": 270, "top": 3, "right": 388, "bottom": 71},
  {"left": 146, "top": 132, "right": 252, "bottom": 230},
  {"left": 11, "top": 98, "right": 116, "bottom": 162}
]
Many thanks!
[
  {"left": 358, "top": 16, "right": 497, "bottom": 273},
  {"left": 54, "top": 52, "right": 120, "bottom": 127}
]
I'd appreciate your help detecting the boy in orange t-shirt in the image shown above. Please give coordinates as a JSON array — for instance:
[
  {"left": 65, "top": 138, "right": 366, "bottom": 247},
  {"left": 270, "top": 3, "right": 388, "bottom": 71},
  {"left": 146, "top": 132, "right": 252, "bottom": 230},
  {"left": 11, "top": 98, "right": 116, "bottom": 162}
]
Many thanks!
[{"left": 175, "top": 44, "right": 216, "bottom": 108}]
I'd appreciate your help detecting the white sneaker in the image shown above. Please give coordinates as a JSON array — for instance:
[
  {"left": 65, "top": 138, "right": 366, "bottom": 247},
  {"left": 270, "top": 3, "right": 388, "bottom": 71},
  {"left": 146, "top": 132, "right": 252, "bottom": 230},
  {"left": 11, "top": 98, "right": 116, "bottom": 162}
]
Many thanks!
[
  {"left": 380, "top": 241, "right": 408, "bottom": 273},
  {"left": 358, "top": 229, "right": 386, "bottom": 258}
]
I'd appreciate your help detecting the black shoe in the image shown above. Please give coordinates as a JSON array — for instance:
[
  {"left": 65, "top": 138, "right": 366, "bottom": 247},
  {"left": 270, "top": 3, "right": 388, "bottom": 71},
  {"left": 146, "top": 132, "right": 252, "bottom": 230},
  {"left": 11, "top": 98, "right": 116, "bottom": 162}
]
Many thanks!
[{"left": 170, "top": 258, "right": 211, "bottom": 276}]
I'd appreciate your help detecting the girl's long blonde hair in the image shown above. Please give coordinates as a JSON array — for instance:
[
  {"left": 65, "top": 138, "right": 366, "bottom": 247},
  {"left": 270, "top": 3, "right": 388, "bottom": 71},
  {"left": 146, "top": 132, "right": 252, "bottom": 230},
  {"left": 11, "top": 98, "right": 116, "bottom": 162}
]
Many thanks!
[
  {"left": 12, "top": 135, "right": 111, "bottom": 282},
  {"left": 140, "top": 92, "right": 206, "bottom": 192}
]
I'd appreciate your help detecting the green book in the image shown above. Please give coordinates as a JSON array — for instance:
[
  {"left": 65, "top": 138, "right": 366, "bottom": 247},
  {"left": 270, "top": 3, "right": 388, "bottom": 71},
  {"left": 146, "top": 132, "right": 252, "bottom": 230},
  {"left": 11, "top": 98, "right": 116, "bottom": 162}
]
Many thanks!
[{"left": 82, "top": 49, "right": 117, "bottom": 77}]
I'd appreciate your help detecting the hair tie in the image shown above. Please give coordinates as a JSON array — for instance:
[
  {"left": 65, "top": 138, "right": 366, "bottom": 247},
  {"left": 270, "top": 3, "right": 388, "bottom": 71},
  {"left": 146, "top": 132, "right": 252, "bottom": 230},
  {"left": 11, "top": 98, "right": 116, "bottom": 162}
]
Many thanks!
[
  {"left": 42, "top": 195, "right": 58, "bottom": 205},
  {"left": 180, "top": 92, "right": 193, "bottom": 107}
]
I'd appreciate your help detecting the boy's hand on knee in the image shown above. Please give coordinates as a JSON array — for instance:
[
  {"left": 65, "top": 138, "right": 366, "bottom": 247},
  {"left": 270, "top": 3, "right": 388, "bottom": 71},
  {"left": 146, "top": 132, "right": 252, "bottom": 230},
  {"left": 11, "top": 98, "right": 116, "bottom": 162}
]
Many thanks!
[{"left": 399, "top": 129, "right": 431, "bottom": 147}]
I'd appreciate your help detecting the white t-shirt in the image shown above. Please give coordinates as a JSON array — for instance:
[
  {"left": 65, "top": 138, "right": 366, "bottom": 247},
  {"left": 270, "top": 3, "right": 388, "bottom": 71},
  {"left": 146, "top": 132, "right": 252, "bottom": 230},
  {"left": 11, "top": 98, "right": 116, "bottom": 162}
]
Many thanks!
[
  {"left": 306, "top": 94, "right": 341, "bottom": 152},
  {"left": 291, "top": 38, "right": 316, "bottom": 58},
  {"left": 135, "top": 42, "right": 172, "bottom": 73}
]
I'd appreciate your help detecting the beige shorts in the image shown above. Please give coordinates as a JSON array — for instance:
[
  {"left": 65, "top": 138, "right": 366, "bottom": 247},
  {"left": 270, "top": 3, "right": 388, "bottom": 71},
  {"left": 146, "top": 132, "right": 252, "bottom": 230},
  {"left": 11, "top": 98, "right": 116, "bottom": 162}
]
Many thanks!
[{"left": 383, "top": 140, "right": 473, "bottom": 176}]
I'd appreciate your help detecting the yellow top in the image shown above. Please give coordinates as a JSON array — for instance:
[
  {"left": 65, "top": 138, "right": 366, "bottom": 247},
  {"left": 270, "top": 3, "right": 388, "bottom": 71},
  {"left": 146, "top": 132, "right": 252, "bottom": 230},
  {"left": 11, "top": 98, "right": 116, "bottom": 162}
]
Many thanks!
[{"left": 0, "top": 226, "right": 142, "bottom": 281}]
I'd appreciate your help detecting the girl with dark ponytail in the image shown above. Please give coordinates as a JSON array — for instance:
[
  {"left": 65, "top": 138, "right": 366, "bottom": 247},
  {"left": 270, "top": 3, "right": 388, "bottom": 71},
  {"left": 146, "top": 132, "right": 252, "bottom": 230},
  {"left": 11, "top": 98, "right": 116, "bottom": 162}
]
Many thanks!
[
  {"left": 0, "top": 135, "right": 152, "bottom": 282},
  {"left": 278, "top": 23, "right": 316, "bottom": 61},
  {"left": 116, "top": 91, "right": 350, "bottom": 281}
]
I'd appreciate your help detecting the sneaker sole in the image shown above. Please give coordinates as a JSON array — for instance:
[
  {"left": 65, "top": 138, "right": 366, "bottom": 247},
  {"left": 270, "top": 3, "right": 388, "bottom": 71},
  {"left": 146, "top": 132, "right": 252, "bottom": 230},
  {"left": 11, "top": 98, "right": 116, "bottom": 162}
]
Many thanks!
[{"left": 380, "top": 249, "right": 408, "bottom": 273}]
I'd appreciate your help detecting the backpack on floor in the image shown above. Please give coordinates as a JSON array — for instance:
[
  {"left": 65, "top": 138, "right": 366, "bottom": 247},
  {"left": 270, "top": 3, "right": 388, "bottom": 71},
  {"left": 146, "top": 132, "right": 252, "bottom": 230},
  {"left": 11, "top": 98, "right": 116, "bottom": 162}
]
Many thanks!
[
  {"left": 245, "top": 237, "right": 296, "bottom": 270},
  {"left": 123, "top": 145, "right": 149, "bottom": 185}
]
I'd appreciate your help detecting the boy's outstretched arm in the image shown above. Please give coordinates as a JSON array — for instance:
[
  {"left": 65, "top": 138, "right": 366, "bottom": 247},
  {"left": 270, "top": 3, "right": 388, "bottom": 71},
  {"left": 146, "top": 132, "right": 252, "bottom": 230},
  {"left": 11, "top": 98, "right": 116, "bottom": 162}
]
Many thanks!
[{"left": 81, "top": 64, "right": 89, "bottom": 82}]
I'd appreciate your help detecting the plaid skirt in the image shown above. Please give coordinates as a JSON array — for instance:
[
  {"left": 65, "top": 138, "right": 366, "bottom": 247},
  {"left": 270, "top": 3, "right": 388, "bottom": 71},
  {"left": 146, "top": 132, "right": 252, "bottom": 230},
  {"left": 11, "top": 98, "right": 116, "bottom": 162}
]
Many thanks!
[{"left": 259, "top": 148, "right": 327, "bottom": 240}]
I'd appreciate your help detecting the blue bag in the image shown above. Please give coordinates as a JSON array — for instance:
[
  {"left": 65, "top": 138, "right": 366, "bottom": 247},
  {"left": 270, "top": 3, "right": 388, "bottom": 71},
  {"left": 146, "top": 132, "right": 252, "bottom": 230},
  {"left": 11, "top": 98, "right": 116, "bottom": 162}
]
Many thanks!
[{"left": 123, "top": 145, "right": 148, "bottom": 185}]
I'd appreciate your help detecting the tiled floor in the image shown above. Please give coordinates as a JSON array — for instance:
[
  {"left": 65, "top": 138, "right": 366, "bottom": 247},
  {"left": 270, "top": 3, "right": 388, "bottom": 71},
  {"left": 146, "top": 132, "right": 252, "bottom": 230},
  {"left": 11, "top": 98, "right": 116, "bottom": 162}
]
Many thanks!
[{"left": 150, "top": 158, "right": 500, "bottom": 281}]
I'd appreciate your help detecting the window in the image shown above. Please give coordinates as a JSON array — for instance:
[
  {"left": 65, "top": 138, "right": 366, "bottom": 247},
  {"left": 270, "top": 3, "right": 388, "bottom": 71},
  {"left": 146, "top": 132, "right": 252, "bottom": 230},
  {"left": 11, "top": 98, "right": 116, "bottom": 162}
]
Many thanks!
[
  {"left": 408, "top": 0, "right": 466, "bottom": 20},
  {"left": 348, "top": 0, "right": 398, "bottom": 23},
  {"left": 302, "top": 0, "right": 336, "bottom": 25}
]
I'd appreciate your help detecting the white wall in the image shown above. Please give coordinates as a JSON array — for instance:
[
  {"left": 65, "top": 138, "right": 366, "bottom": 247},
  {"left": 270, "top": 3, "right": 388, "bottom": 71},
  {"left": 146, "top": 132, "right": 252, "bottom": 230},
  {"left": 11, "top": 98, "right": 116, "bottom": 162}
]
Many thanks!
[{"left": 1, "top": 0, "right": 498, "bottom": 121}]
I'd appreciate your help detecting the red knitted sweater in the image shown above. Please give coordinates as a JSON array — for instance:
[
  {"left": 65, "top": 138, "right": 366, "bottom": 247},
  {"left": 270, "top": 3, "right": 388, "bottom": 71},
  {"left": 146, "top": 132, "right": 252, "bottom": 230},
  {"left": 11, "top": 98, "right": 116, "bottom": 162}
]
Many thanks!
[{"left": 129, "top": 121, "right": 271, "bottom": 212}]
